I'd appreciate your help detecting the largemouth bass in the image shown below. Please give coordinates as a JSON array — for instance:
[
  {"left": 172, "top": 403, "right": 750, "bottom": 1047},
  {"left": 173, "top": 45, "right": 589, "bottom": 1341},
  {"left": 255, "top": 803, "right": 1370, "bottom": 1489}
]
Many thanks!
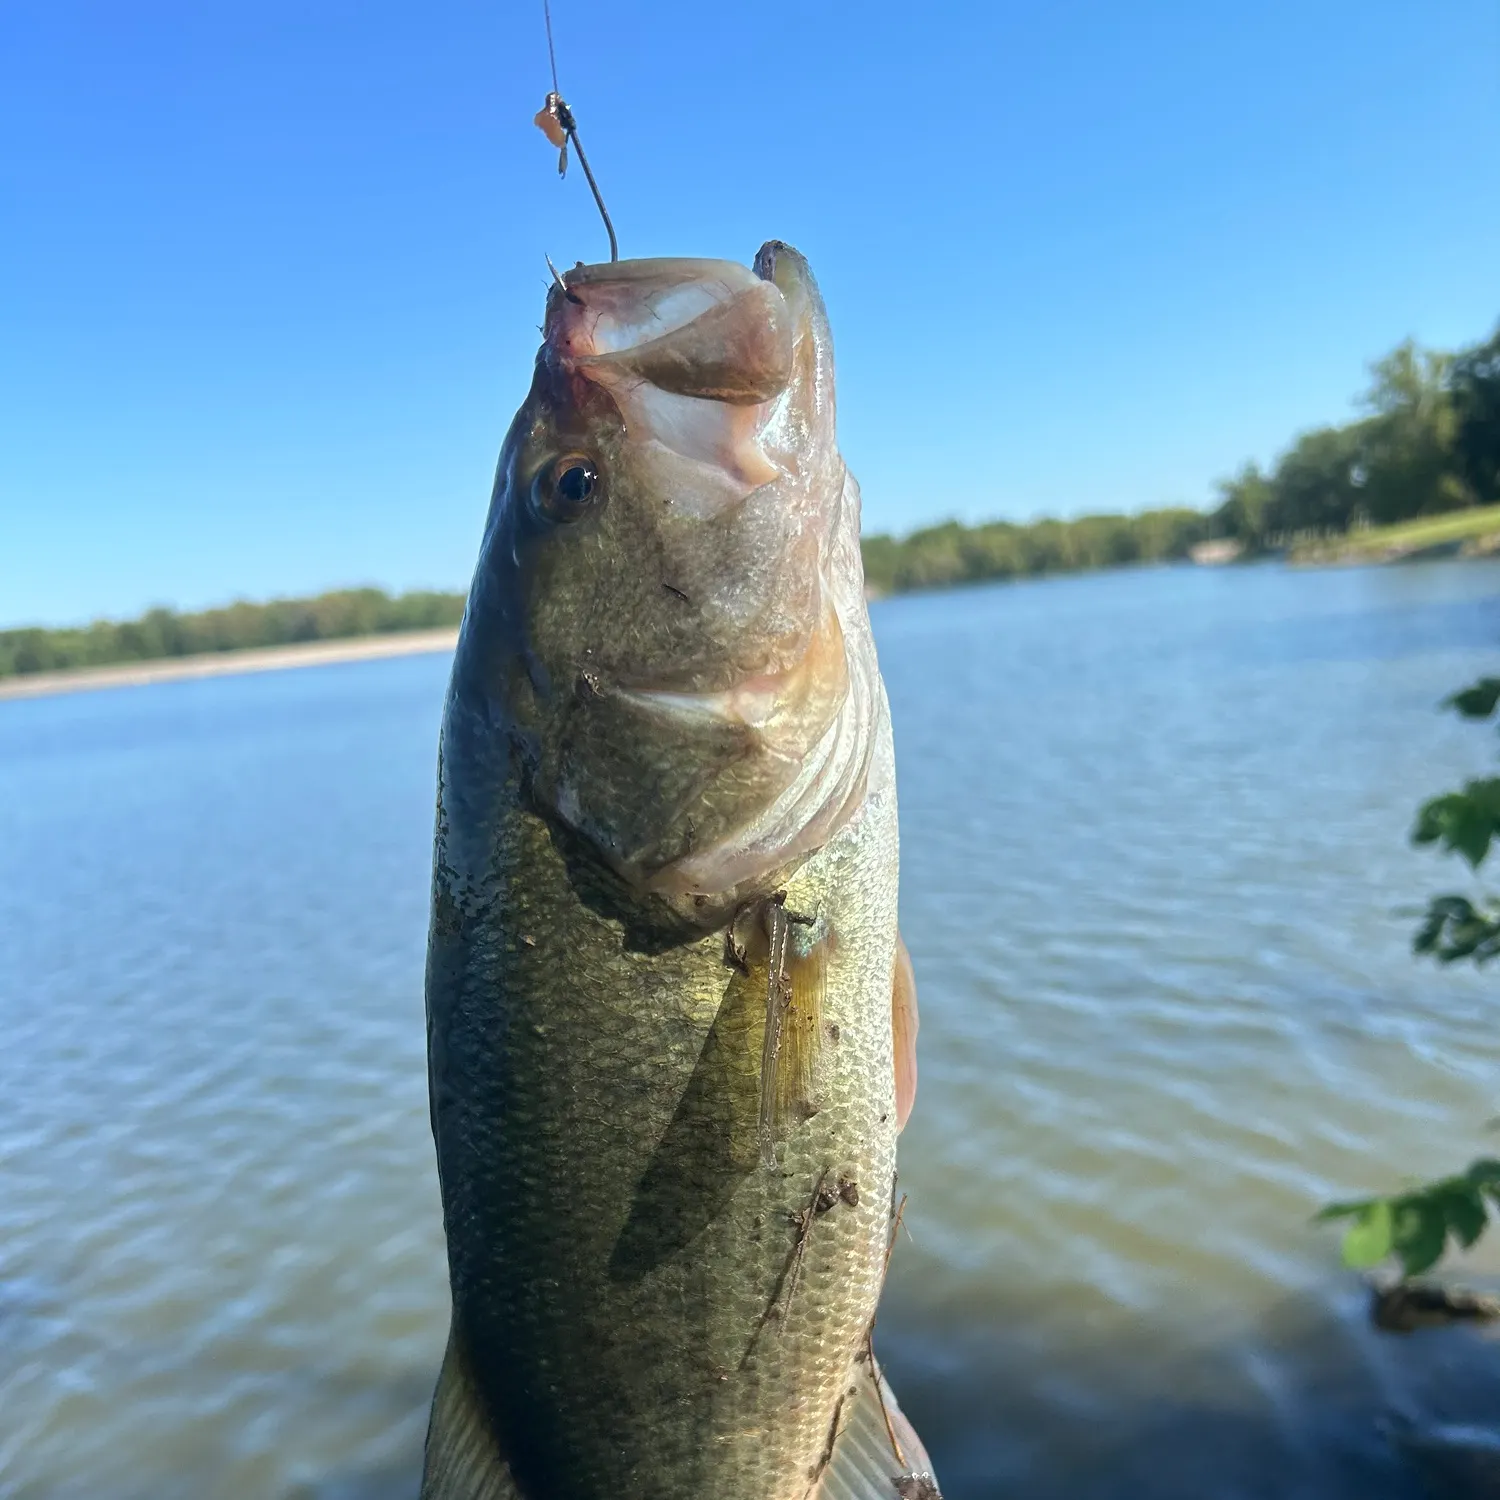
[{"left": 422, "top": 242, "right": 937, "bottom": 1500}]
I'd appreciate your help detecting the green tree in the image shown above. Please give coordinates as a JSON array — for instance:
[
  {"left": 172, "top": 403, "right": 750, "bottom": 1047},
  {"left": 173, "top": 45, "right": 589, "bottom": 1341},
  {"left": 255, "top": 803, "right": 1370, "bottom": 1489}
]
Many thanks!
[
  {"left": 1133, "top": 507, "right": 1208, "bottom": 561},
  {"left": 1451, "top": 325, "right": 1500, "bottom": 508},
  {"left": 1357, "top": 341, "right": 1470, "bottom": 524},
  {"left": 1211, "top": 464, "right": 1276, "bottom": 547},
  {"left": 1273, "top": 424, "right": 1368, "bottom": 537}
]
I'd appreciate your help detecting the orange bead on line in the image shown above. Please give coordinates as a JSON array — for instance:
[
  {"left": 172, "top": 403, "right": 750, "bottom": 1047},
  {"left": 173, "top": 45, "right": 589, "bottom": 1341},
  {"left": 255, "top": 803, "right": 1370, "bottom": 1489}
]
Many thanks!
[{"left": 534, "top": 101, "right": 567, "bottom": 149}]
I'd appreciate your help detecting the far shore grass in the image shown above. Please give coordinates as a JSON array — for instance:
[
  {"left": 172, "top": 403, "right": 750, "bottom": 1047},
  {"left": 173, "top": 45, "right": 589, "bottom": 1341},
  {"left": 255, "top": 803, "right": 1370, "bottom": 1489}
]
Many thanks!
[{"left": 1292, "top": 503, "right": 1500, "bottom": 564}]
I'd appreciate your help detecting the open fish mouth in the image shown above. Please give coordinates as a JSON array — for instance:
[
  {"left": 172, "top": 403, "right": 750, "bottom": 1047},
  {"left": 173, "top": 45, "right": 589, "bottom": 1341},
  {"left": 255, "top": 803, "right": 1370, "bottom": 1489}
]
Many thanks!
[{"left": 546, "top": 257, "right": 798, "bottom": 506}]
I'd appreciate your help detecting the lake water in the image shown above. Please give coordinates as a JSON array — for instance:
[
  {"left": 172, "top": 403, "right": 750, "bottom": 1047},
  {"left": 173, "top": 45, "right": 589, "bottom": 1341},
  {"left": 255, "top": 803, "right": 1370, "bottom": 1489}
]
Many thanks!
[{"left": 3, "top": 560, "right": 1500, "bottom": 1500}]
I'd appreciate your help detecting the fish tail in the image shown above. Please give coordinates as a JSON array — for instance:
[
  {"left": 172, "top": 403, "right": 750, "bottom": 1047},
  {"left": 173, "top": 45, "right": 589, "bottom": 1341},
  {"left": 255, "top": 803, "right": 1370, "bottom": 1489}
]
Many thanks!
[
  {"left": 813, "top": 1351, "right": 942, "bottom": 1500},
  {"left": 420, "top": 1329, "right": 526, "bottom": 1500}
]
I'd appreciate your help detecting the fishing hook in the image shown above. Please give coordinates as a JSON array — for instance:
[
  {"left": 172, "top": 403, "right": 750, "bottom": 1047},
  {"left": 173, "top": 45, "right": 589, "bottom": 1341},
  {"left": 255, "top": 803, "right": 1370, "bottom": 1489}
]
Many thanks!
[
  {"left": 536, "top": 0, "right": 619, "bottom": 263},
  {"left": 545, "top": 253, "right": 582, "bottom": 304}
]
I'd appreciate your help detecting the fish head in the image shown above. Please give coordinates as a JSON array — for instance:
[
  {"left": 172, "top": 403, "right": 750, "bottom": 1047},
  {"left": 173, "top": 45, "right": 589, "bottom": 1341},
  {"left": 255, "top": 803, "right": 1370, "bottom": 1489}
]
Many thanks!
[{"left": 459, "top": 243, "right": 881, "bottom": 920}]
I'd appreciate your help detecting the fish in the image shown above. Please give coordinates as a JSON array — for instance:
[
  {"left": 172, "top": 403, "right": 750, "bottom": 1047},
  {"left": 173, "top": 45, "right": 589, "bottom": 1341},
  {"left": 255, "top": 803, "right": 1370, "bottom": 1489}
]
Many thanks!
[{"left": 421, "top": 241, "right": 937, "bottom": 1500}]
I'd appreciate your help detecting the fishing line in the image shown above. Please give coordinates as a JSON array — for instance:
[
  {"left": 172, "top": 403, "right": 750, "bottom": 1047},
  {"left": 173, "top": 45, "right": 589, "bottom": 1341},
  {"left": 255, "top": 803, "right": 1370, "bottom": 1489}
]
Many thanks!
[
  {"left": 543, "top": 0, "right": 561, "bottom": 94},
  {"left": 535, "top": 0, "right": 619, "bottom": 262}
]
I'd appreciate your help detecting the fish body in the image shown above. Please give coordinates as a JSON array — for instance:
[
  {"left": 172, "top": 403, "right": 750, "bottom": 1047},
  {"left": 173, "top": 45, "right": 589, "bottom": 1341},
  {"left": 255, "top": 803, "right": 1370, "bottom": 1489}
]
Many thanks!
[{"left": 422, "top": 244, "right": 935, "bottom": 1500}]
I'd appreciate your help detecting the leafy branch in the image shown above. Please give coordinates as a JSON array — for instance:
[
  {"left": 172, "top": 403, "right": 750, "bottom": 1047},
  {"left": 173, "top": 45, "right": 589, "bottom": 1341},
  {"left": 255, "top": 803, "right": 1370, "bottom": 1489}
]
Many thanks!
[
  {"left": 1317, "top": 1161, "right": 1500, "bottom": 1277},
  {"left": 1320, "top": 677, "right": 1500, "bottom": 1282},
  {"left": 1409, "top": 682, "right": 1500, "bottom": 965}
]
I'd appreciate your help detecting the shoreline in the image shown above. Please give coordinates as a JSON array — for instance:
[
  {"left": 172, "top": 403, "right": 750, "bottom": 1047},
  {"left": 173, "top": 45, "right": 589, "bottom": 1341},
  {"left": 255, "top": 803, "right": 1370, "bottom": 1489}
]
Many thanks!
[
  {"left": 1291, "top": 532, "right": 1500, "bottom": 567},
  {"left": 0, "top": 628, "right": 460, "bottom": 703}
]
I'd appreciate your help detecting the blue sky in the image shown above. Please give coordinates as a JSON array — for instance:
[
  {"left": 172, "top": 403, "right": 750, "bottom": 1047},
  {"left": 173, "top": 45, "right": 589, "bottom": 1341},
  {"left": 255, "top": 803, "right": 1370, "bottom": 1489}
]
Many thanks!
[{"left": 2, "top": 0, "right": 1497, "bottom": 628}]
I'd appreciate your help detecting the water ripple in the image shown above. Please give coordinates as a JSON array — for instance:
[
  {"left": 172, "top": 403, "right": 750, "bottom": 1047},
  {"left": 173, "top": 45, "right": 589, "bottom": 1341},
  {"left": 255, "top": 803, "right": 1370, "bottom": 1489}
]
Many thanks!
[{"left": 5, "top": 566, "right": 1500, "bottom": 1496}]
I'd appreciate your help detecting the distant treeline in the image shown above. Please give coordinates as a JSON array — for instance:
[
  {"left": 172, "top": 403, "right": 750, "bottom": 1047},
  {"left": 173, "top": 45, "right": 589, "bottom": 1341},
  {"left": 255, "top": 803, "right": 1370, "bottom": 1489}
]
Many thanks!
[
  {"left": 0, "top": 589, "right": 465, "bottom": 680},
  {"left": 863, "top": 319, "right": 1500, "bottom": 592},
  {"left": 4, "top": 320, "right": 1497, "bottom": 680},
  {"left": 3, "top": 517, "right": 1213, "bottom": 680},
  {"left": 861, "top": 508, "right": 1210, "bottom": 595},
  {"left": 1209, "top": 324, "right": 1500, "bottom": 549}
]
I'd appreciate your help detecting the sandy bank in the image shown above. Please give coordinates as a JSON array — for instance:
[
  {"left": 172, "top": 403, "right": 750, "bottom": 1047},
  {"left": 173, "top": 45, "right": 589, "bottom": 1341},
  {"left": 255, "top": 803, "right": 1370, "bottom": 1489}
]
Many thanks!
[{"left": 0, "top": 628, "right": 460, "bottom": 703}]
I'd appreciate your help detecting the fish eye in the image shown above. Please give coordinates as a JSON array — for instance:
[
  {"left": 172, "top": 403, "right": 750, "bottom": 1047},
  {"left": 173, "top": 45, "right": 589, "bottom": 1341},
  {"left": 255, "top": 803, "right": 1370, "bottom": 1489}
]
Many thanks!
[{"left": 532, "top": 454, "right": 602, "bottom": 523}]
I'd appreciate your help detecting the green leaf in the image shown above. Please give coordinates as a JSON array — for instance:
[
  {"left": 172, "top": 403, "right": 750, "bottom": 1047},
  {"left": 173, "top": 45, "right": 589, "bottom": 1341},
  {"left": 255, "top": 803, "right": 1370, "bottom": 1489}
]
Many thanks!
[
  {"left": 1315, "top": 1197, "right": 1375, "bottom": 1223},
  {"left": 1341, "top": 1200, "right": 1394, "bottom": 1269},
  {"left": 1451, "top": 797, "right": 1495, "bottom": 868},
  {"left": 1412, "top": 796, "right": 1454, "bottom": 846},
  {"left": 1392, "top": 1195, "right": 1449, "bottom": 1276},
  {"left": 1446, "top": 679, "right": 1500, "bottom": 719},
  {"left": 1435, "top": 1182, "right": 1490, "bottom": 1249},
  {"left": 1472, "top": 1159, "right": 1500, "bottom": 1212},
  {"left": 1413, "top": 895, "right": 1500, "bottom": 965},
  {"left": 1414, "top": 896, "right": 1473, "bottom": 954},
  {"left": 1467, "top": 778, "right": 1500, "bottom": 819},
  {"left": 1412, "top": 795, "right": 1488, "bottom": 865},
  {"left": 1411, "top": 787, "right": 1500, "bottom": 867},
  {"left": 1466, "top": 1157, "right": 1500, "bottom": 1190}
]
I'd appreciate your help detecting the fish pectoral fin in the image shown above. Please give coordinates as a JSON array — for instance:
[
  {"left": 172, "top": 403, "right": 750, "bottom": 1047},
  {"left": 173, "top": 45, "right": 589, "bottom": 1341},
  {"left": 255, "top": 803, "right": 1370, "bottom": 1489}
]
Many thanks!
[
  {"left": 892, "top": 933, "right": 919, "bottom": 1134},
  {"left": 420, "top": 1330, "right": 526, "bottom": 1500},
  {"left": 815, "top": 1351, "right": 942, "bottom": 1500}
]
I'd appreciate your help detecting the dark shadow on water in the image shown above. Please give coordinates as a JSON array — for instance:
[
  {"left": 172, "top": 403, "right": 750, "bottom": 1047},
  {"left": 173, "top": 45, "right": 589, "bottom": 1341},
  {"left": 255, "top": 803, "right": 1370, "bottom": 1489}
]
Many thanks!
[{"left": 880, "top": 1283, "right": 1500, "bottom": 1500}]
